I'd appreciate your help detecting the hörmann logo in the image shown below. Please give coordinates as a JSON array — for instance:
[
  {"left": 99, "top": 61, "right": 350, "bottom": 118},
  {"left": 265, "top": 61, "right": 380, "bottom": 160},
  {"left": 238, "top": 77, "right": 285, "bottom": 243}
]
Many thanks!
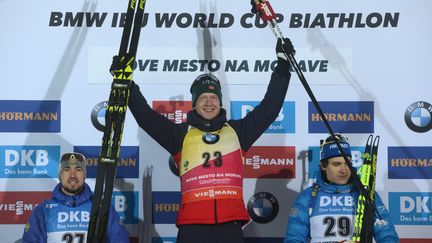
[
  {"left": 389, "top": 192, "right": 432, "bottom": 225},
  {"left": 153, "top": 100, "right": 192, "bottom": 124},
  {"left": 244, "top": 146, "right": 295, "bottom": 178},
  {"left": 0, "top": 191, "right": 51, "bottom": 224},
  {"left": 0, "top": 146, "right": 60, "bottom": 178},
  {"left": 308, "top": 101, "right": 374, "bottom": 133},
  {"left": 152, "top": 191, "right": 181, "bottom": 224},
  {"left": 404, "top": 101, "right": 432, "bottom": 133},
  {"left": 74, "top": 146, "right": 139, "bottom": 178},
  {"left": 231, "top": 101, "right": 295, "bottom": 133},
  {"left": 0, "top": 100, "right": 60, "bottom": 132},
  {"left": 388, "top": 146, "right": 432, "bottom": 179}
]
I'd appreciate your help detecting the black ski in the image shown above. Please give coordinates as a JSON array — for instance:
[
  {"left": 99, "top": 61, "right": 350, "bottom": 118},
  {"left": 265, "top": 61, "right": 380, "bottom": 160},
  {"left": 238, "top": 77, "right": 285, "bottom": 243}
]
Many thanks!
[
  {"left": 353, "top": 135, "right": 379, "bottom": 242},
  {"left": 87, "top": 0, "right": 147, "bottom": 242}
]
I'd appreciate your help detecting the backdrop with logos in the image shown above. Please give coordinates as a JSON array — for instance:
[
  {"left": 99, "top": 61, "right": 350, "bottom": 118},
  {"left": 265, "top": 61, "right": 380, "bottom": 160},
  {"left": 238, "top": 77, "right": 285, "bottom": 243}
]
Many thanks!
[{"left": 0, "top": 0, "right": 431, "bottom": 242}]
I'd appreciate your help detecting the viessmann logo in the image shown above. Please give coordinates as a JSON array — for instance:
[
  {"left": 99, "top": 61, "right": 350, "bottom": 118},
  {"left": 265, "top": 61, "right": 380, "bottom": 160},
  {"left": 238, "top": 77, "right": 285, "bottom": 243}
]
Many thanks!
[
  {"left": 0, "top": 100, "right": 61, "bottom": 132},
  {"left": 308, "top": 101, "right": 374, "bottom": 133},
  {"left": 0, "top": 191, "right": 51, "bottom": 224},
  {"left": 244, "top": 146, "right": 295, "bottom": 178},
  {"left": 153, "top": 100, "right": 192, "bottom": 124}
]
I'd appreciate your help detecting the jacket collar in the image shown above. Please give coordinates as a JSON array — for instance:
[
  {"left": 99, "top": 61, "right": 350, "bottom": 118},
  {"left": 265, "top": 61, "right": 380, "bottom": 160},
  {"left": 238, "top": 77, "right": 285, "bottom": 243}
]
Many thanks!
[
  {"left": 52, "top": 183, "right": 92, "bottom": 207},
  {"left": 186, "top": 108, "right": 227, "bottom": 132}
]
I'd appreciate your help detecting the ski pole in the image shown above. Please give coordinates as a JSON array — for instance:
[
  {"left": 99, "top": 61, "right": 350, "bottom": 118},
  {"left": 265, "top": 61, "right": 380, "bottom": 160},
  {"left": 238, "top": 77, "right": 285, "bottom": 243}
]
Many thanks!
[{"left": 250, "top": 0, "right": 374, "bottom": 211}]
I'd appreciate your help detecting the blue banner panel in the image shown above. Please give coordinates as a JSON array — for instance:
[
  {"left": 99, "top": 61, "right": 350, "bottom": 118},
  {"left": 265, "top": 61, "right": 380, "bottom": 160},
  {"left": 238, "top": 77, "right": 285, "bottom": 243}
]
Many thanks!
[
  {"left": 0, "top": 100, "right": 60, "bottom": 132},
  {"left": 308, "top": 101, "right": 374, "bottom": 133}
]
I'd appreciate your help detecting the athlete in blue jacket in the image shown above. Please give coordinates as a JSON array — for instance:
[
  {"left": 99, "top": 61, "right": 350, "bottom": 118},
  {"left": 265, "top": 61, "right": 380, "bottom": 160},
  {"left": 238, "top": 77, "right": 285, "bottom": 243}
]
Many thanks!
[
  {"left": 22, "top": 152, "right": 129, "bottom": 243},
  {"left": 284, "top": 134, "right": 399, "bottom": 243}
]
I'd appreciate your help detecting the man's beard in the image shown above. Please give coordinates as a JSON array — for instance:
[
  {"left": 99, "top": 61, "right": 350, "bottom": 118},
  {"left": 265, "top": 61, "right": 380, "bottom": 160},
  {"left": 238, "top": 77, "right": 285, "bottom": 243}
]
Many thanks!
[{"left": 61, "top": 184, "right": 84, "bottom": 195}]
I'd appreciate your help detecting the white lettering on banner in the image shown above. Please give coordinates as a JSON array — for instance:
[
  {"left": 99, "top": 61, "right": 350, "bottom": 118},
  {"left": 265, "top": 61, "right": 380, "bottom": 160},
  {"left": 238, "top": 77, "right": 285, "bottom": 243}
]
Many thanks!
[
  {"left": 58, "top": 211, "right": 90, "bottom": 223},
  {"left": 114, "top": 195, "right": 127, "bottom": 212},
  {"left": 33, "top": 168, "right": 48, "bottom": 175},
  {"left": 400, "top": 196, "right": 431, "bottom": 213},
  {"left": 351, "top": 150, "right": 363, "bottom": 167},
  {"left": 242, "top": 105, "right": 284, "bottom": 122},
  {"left": 244, "top": 156, "right": 294, "bottom": 169},
  {"left": 241, "top": 105, "right": 254, "bottom": 118},
  {"left": 319, "top": 196, "right": 354, "bottom": 207},
  {"left": 5, "top": 150, "right": 49, "bottom": 166},
  {"left": 0, "top": 201, "right": 36, "bottom": 215},
  {"left": 161, "top": 110, "right": 186, "bottom": 124}
]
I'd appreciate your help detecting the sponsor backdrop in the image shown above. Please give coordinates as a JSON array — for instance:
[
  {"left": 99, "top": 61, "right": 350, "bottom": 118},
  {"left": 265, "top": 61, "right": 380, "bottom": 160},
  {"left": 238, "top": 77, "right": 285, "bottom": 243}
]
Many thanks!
[{"left": 0, "top": 0, "right": 431, "bottom": 242}]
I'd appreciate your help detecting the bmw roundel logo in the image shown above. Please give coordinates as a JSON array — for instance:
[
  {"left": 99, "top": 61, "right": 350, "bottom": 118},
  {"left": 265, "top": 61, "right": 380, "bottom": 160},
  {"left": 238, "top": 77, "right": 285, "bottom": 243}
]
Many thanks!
[
  {"left": 404, "top": 101, "right": 432, "bottom": 133},
  {"left": 91, "top": 101, "right": 108, "bottom": 132},
  {"left": 202, "top": 132, "right": 220, "bottom": 144},
  {"left": 247, "top": 192, "right": 279, "bottom": 224}
]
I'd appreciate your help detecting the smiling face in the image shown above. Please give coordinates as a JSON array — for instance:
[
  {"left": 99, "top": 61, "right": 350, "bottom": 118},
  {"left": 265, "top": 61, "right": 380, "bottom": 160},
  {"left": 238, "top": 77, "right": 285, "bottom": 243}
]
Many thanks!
[
  {"left": 321, "top": 156, "right": 352, "bottom": 185},
  {"left": 194, "top": 92, "right": 221, "bottom": 120},
  {"left": 60, "top": 166, "right": 85, "bottom": 195}
]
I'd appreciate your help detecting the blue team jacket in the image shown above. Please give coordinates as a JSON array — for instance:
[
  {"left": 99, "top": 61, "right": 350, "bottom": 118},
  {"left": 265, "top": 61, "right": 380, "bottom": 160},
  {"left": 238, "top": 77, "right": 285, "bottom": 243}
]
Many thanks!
[
  {"left": 284, "top": 173, "right": 399, "bottom": 243},
  {"left": 22, "top": 183, "right": 129, "bottom": 243}
]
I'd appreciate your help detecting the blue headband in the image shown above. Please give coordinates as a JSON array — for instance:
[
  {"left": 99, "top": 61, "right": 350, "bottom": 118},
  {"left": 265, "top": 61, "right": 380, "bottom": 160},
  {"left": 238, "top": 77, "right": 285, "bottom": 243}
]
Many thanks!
[{"left": 320, "top": 141, "right": 351, "bottom": 161}]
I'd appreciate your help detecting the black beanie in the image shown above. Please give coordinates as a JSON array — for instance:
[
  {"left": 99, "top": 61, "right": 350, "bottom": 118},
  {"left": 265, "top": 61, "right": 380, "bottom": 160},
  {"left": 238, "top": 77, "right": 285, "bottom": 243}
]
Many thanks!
[{"left": 190, "top": 74, "right": 222, "bottom": 107}]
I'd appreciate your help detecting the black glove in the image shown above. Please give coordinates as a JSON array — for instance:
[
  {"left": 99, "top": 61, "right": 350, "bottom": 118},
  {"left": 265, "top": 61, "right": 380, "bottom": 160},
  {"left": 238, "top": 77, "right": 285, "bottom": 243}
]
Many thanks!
[
  {"left": 276, "top": 38, "right": 295, "bottom": 64},
  {"left": 250, "top": 0, "right": 258, "bottom": 14},
  {"left": 109, "top": 54, "right": 134, "bottom": 76}
]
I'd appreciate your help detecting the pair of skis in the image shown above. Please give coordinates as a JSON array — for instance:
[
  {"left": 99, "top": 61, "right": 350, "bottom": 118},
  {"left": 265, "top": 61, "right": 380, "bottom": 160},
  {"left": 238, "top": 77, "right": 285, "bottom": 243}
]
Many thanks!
[
  {"left": 352, "top": 135, "right": 380, "bottom": 243},
  {"left": 250, "top": 1, "right": 378, "bottom": 242},
  {"left": 87, "top": 0, "right": 147, "bottom": 242}
]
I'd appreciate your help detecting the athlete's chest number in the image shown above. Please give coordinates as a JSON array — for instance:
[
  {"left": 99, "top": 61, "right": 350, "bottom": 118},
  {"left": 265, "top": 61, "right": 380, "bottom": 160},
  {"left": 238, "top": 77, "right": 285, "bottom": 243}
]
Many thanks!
[
  {"left": 62, "top": 232, "right": 85, "bottom": 243},
  {"left": 202, "top": 151, "right": 223, "bottom": 167},
  {"left": 323, "top": 216, "right": 351, "bottom": 237}
]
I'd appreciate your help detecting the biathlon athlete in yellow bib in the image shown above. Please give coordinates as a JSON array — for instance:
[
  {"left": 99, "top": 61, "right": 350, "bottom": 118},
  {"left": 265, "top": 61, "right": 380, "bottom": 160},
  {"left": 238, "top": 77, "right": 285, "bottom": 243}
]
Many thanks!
[{"left": 116, "top": 38, "right": 294, "bottom": 243}]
